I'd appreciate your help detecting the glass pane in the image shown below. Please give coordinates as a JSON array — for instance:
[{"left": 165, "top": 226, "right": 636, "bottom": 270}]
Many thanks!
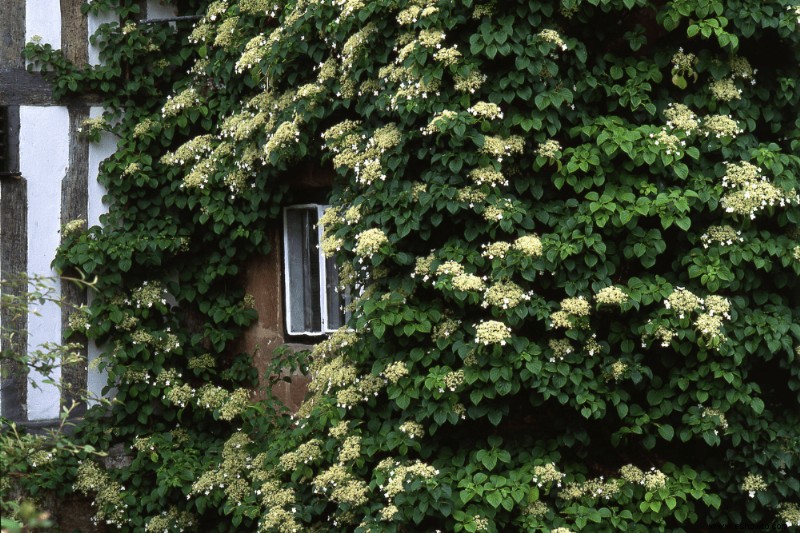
[{"left": 285, "top": 208, "right": 321, "bottom": 333}]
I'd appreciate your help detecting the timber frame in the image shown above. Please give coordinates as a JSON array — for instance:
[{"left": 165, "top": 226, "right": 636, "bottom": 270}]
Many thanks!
[{"left": 0, "top": 0, "right": 166, "bottom": 424}]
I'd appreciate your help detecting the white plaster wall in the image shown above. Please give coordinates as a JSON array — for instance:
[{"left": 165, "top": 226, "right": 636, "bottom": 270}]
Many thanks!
[
  {"left": 87, "top": 107, "right": 114, "bottom": 227},
  {"left": 147, "top": 0, "right": 178, "bottom": 20},
  {"left": 25, "top": 0, "right": 62, "bottom": 52},
  {"left": 86, "top": 107, "right": 116, "bottom": 403},
  {"left": 87, "top": 8, "right": 118, "bottom": 66},
  {"left": 21, "top": 106, "right": 70, "bottom": 421}
]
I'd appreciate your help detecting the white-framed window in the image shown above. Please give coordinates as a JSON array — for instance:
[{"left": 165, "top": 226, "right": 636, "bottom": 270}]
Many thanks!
[{"left": 283, "top": 204, "right": 349, "bottom": 335}]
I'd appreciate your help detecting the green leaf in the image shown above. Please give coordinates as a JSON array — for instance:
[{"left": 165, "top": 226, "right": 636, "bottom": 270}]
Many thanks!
[
  {"left": 486, "top": 491, "right": 503, "bottom": 508},
  {"left": 751, "top": 397, "right": 765, "bottom": 415}
]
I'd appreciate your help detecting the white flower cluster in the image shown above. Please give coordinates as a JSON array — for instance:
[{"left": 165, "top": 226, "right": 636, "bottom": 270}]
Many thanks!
[
  {"left": 326, "top": 123, "right": 401, "bottom": 185},
  {"left": 531, "top": 463, "right": 565, "bottom": 487},
  {"left": 421, "top": 110, "right": 458, "bottom": 136},
  {"left": 595, "top": 286, "right": 628, "bottom": 306},
  {"left": 264, "top": 119, "right": 301, "bottom": 160},
  {"left": 791, "top": 5, "right": 800, "bottom": 23},
  {"left": 341, "top": 23, "right": 378, "bottom": 72},
  {"left": 481, "top": 135, "right": 525, "bottom": 161},
  {"left": 548, "top": 338, "right": 573, "bottom": 361},
  {"left": 452, "top": 273, "right": 486, "bottom": 292},
  {"left": 131, "top": 281, "right": 168, "bottom": 309},
  {"left": 483, "top": 198, "right": 516, "bottom": 222},
  {"left": 482, "top": 281, "right": 530, "bottom": 309},
  {"left": 162, "top": 87, "right": 200, "bottom": 119},
  {"left": 649, "top": 129, "right": 685, "bottom": 156},
  {"left": 702, "top": 114, "right": 744, "bottom": 139},
  {"left": 663, "top": 288, "right": 733, "bottom": 345},
  {"left": 235, "top": 34, "right": 269, "bottom": 73},
  {"left": 536, "top": 139, "right": 562, "bottom": 159},
  {"left": 537, "top": 29, "right": 568, "bottom": 51},
  {"left": 741, "top": 473, "right": 768, "bottom": 498},
  {"left": 643, "top": 325, "right": 676, "bottom": 348},
  {"left": 435, "top": 260, "right": 464, "bottom": 277},
  {"left": 608, "top": 360, "right": 628, "bottom": 380},
  {"left": 709, "top": 78, "right": 742, "bottom": 101},
  {"left": 701, "top": 225, "right": 743, "bottom": 248},
  {"left": 672, "top": 48, "right": 697, "bottom": 75},
  {"left": 778, "top": 502, "right": 800, "bottom": 528},
  {"left": 513, "top": 235, "right": 543, "bottom": 257},
  {"left": 439, "top": 369, "right": 464, "bottom": 393},
  {"left": 664, "top": 287, "right": 701, "bottom": 319},
  {"left": 720, "top": 161, "right": 798, "bottom": 219},
  {"left": 474, "top": 320, "right": 511, "bottom": 345},
  {"left": 468, "top": 101, "right": 504, "bottom": 120},
  {"left": 454, "top": 71, "right": 487, "bottom": 94},
  {"left": 383, "top": 361, "right": 409, "bottom": 383},
  {"left": 481, "top": 241, "right": 511, "bottom": 259},
  {"left": 701, "top": 407, "right": 729, "bottom": 432},
  {"left": 354, "top": 228, "right": 388, "bottom": 257},
  {"left": 433, "top": 46, "right": 461, "bottom": 66},
  {"left": 664, "top": 103, "right": 699, "bottom": 134},
  {"left": 378, "top": 460, "right": 439, "bottom": 501},
  {"left": 470, "top": 167, "right": 508, "bottom": 187},
  {"left": 619, "top": 465, "right": 667, "bottom": 491},
  {"left": 551, "top": 296, "right": 591, "bottom": 329},
  {"left": 399, "top": 421, "right": 425, "bottom": 439},
  {"left": 162, "top": 134, "right": 215, "bottom": 166},
  {"left": 730, "top": 56, "right": 756, "bottom": 81}
]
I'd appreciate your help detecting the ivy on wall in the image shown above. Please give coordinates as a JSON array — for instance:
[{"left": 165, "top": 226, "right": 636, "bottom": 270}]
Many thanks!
[{"left": 19, "top": 0, "right": 800, "bottom": 530}]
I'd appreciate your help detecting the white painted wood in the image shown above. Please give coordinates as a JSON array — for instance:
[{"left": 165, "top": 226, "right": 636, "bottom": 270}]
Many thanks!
[
  {"left": 21, "top": 105, "right": 70, "bottom": 421},
  {"left": 283, "top": 204, "right": 342, "bottom": 336},
  {"left": 87, "top": 8, "right": 118, "bottom": 66},
  {"left": 86, "top": 106, "right": 115, "bottom": 404},
  {"left": 25, "top": 0, "right": 62, "bottom": 56}
]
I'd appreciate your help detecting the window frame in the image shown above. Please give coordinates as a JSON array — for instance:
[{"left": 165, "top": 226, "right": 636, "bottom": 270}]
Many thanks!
[{"left": 282, "top": 203, "right": 345, "bottom": 336}]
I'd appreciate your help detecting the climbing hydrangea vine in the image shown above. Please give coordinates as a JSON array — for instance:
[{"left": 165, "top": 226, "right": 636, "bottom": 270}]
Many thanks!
[{"left": 18, "top": 0, "right": 800, "bottom": 530}]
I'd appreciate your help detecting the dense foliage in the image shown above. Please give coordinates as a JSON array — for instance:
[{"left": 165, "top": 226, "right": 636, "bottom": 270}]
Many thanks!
[
  {"left": 20, "top": 0, "right": 800, "bottom": 530},
  {"left": 0, "top": 276, "right": 101, "bottom": 531}
]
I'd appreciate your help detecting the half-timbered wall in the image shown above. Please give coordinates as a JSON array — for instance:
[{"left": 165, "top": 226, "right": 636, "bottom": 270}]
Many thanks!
[{"left": 0, "top": 0, "right": 172, "bottom": 424}]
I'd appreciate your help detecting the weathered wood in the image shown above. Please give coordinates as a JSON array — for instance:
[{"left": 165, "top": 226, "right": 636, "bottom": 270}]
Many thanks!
[
  {"left": 0, "top": 0, "right": 25, "bottom": 68},
  {"left": 0, "top": 67, "right": 104, "bottom": 106},
  {"left": 1, "top": 106, "right": 28, "bottom": 421},
  {"left": 60, "top": 106, "right": 89, "bottom": 416},
  {"left": 143, "top": 15, "right": 201, "bottom": 24},
  {"left": 0, "top": 67, "right": 54, "bottom": 106},
  {"left": 61, "top": 0, "right": 89, "bottom": 66}
]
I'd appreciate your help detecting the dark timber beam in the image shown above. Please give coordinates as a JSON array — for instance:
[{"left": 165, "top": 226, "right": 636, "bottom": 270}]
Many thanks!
[
  {"left": 61, "top": 0, "right": 89, "bottom": 66},
  {"left": 59, "top": 0, "right": 92, "bottom": 415},
  {"left": 0, "top": 0, "right": 25, "bottom": 69},
  {"left": 60, "top": 106, "right": 89, "bottom": 416},
  {"left": 0, "top": 106, "right": 28, "bottom": 422},
  {"left": 0, "top": 67, "right": 55, "bottom": 106}
]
